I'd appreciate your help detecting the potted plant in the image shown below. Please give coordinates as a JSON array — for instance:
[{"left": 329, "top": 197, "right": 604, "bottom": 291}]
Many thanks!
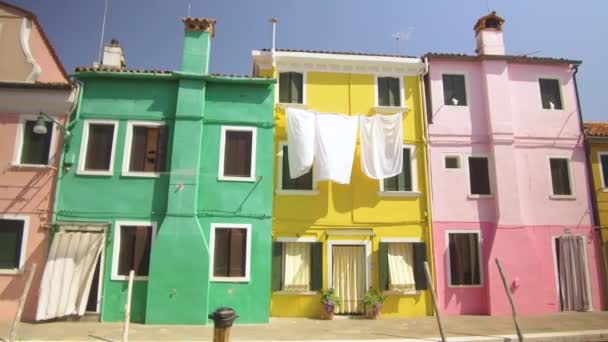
[
  {"left": 362, "top": 288, "right": 386, "bottom": 319},
  {"left": 319, "top": 288, "right": 341, "bottom": 320}
]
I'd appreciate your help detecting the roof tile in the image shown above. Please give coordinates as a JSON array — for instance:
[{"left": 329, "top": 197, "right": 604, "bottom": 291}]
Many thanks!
[
  {"left": 74, "top": 66, "right": 172, "bottom": 74},
  {"left": 584, "top": 122, "right": 608, "bottom": 138},
  {"left": 260, "top": 48, "right": 417, "bottom": 59},
  {"left": 425, "top": 52, "right": 581, "bottom": 65}
]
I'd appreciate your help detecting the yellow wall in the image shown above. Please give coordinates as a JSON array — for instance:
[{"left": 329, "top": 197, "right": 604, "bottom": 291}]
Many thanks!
[
  {"left": 269, "top": 69, "right": 433, "bottom": 318},
  {"left": 589, "top": 142, "right": 608, "bottom": 242}
]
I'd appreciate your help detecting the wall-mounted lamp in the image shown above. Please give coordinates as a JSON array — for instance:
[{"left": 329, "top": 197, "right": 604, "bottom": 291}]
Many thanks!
[{"left": 33, "top": 112, "right": 71, "bottom": 138}]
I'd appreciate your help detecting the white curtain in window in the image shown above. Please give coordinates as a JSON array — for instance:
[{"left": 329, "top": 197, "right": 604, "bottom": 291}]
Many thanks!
[
  {"left": 388, "top": 243, "right": 416, "bottom": 291},
  {"left": 283, "top": 242, "right": 310, "bottom": 291}
]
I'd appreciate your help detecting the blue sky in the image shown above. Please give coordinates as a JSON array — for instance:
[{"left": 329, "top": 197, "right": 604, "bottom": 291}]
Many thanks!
[{"left": 11, "top": 0, "right": 607, "bottom": 121}]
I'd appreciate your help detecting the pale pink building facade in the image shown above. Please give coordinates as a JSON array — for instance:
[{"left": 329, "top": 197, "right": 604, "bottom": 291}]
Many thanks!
[
  {"left": 425, "top": 13, "right": 604, "bottom": 315},
  {"left": 0, "top": 1, "right": 75, "bottom": 321}
]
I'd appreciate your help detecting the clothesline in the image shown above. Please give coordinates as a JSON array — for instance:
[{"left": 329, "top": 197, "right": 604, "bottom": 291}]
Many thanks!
[{"left": 286, "top": 108, "right": 405, "bottom": 185}]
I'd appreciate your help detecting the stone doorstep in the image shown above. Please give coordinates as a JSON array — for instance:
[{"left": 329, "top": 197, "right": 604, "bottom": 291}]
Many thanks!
[{"left": 13, "top": 329, "right": 608, "bottom": 342}]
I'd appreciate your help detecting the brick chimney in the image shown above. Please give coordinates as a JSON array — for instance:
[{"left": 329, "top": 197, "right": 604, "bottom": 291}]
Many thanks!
[
  {"left": 101, "top": 39, "right": 126, "bottom": 69},
  {"left": 474, "top": 11, "right": 505, "bottom": 55},
  {"left": 181, "top": 17, "right": 216, "bottom": 74}
]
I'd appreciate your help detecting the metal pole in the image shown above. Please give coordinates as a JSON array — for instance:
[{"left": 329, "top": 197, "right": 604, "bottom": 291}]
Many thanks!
[
  {"left": 122, "top": 270, "right": 134, "bottom": 342},
  {"left": 10, "top": 263, "right": 37, "bottom": 342},
  {"left": 423, "top": 261, "right": 446, "bottom": 342},
  {"left": 97, "top": 0, "right": 109, "bottom": 65},
  {"left": 495, "top": 258, "right": 524, "bottom": 342}
]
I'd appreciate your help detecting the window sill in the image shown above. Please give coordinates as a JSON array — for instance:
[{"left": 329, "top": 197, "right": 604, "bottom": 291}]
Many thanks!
[
  {"left": 276, "top": 190, "right": 319, "bottom": 196},
  {"left": 210, "top": 277, "right": 250, "bottom": 283},
  {"left": 603, "top": 188, "right": 608, "bottom": 193},
  {"left": 122, "top": 172, "right": 161, "bottom": 178},
  {"left": 447, "top": 284, "right": 483, "bottom": 289},
  {"left": 218, "top": 176, "right": 257, "bottom": 182},
  {"left": 550, "top": 194, "right": 576, "bottom": 200},
  {"left": 274, "top": 291, "right": 317, "bottom": 296},
  {"left": 377, "top": 191, "right": 420, "bottom": 198},
  {"left": 77, "top": 170, "right": 113, "bottom": 177},
  {"left": 373, "top": 106, "right": 408, "bottom": 114},
  {"left": 383, "top": 290, "right": 421, "bottom": 296},
  {"left": 277, "top": 103, "right": 307, "bottom": 110},
  {"left": 443, "top": 104, "right": 469, "bottom": 108},
  {"left": 467, "top": 194, "right": 493, "bottom": 199},
  {"left": 0, "top": 269, "right": 22, "bottom": 275},
  {"left": 541, "top": 108, "right": 564, "bottom": 112},
  {"left": 10, "top": 163, "right": 55, "bottom": 170}
]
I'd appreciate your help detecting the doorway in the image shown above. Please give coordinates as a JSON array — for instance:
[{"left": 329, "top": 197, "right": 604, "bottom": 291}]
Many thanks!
[
  {"left": 332, "top": 245, "right": 366, "bottom": 314},
  {"left": 85, "top": 255, "right": 103, "bottom": 313},
  {"left": 554, "top": 236, "right": 591, "bottom": 311}
]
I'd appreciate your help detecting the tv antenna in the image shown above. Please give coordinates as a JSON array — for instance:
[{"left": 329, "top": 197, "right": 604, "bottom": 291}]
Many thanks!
[
  {"left": 97, "top": 0, "right": 109, "bottom": 65},
  {"left": 391, "top": 27, "right": 414, "bottom": 54},
  {"left": 187, "top": 1, "right": 191, "bottom": 17}
]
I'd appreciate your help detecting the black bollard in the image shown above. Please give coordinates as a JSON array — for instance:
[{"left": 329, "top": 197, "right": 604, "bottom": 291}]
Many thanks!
[{"left": 208, "top": 307, "right": 239, "bottom": 342}]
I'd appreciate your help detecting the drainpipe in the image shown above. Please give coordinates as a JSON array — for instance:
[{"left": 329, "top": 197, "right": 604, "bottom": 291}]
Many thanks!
[{"left": 419, "top": 56, "right": 438, "bottom": 315}]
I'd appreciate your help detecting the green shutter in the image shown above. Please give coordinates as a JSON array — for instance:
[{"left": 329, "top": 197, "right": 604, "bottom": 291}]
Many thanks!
[
  {"left": 281, "top": 146, "right": 293, "bottom": 189},
  {"left": 378, "top": 242, "right": 389, "bottom": 291},
  {"left": 272, "top": 242, "right": 283, "bottom": 291},
  {"left": 389, "top": 77, "right": 400, "bottom": 106},
  {"left": 413, "top": 243, "right": 428, "bottom": 290},
  {"left": 378, "top": 77, "right": 389, "bottom": 106},
  {"left": 402, "top": 148, "right": 412, "bottom": 191},
  {"left": 279, "top": 73, "right": 291, "bottom": 103},
  {"left": 309, "top": 242, "right": 322, "bottom": 291},
  {"left": 291, "top": 72, "right": 303, "bottom": 104}
]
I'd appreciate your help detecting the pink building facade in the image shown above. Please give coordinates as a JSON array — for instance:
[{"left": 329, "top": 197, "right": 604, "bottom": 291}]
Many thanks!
[
  {"left": 425, "top": 13, "right": 605, "bottom": 315},
  {"left": 0, "top": 1, "right": 75, "bottom": 321}
]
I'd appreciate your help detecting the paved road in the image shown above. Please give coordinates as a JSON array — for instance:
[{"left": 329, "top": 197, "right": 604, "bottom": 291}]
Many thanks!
[{"left": 1, "top": 311, "right": 608, "bottom": 341}]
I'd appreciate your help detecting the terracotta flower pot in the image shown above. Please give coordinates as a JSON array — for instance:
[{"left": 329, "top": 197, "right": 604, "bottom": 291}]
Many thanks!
[
  {"left": 322, "top": 304, "right": 335, "bottom": 320},
  {"left": 366, "top": 304, "right": 381, "bottom": 319}
]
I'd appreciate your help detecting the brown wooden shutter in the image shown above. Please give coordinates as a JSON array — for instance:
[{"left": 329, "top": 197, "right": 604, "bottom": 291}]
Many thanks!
[
  {"left": 224, "top": 131, "right": 253, "bottom": 177},
  {"left": 155, "top": 126, "right": 168, "bottom": 172},
  {"left": 228, "top": 229, "right": 246, "bottom": 277},
  {"left": 279, "top": 73, "right": 291, "bottom": 103},
  {"left": 144, "top": 127, "right": 159, "bottom": 172},
  {"left": 378, "top": 77, "right": 389, "bottom": 106},
  {"left": 213, "top": 229, "right": 230, "bottom": 277}
]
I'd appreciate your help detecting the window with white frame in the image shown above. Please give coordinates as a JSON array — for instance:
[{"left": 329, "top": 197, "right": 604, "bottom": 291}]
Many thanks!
[
  {"left": 219, "top": 126, "right": 256, "bottom": 181},
  {"left": 272, "top": 240, "right": 322, "bottom": 292},
  {"left": 539, "top": 78, "right": 563, "bottom": 110},
  {"left": 377, "top": 76, "right": 401, "bottom": 107},
  {"left": 467, "top": 156, "right": 491, "bottom": 195},
  {"left": 210, "top": 224, "right": 251, "bottom": 281},
  {"left": 123, "top": 122, "right": 168, "bottom": 175},
  {"left": 442, "top": 74, "right": 467, "bottom": 106},
  {"left": 447, "top": 232, "right": 481, "bottom": 286},
  {"left": 549, "top": 157, "right": 573, "bottom": 196},
  {"left": 378, "top": 242, "right": 429, "bottom": 292},
  {"left": 598, "top": 152, "right": 608, "bottom": 189},
  {"left": 444, "top": 155, "right": 461, "bottom": 169},
  {"left": 0, "top": 217, "right": 27, "bottom": 271},
  {"left": 79, "top": 121, "right": 118, "bottom": 175},
  {"left": 279, "top": 72, "right": 304, "bottom": 104},
  {"left": 112, "top": 222, "right": 155, "bottom": 280},
  {"left": 381, "top": 146, "right": 415, "bottom": 193},
  {"left": 279, "top": 143, "right": 314, "bottom": 192},
  {"left": 16, "top": 118, "right": 54, "bottom": 165}
]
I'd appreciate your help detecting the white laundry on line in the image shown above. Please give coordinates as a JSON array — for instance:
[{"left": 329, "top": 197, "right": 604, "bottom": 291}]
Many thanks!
[
  {"left": 359, "top": 112, "right": 404, "bottom": 179},
  {"left": 286, "top": 108, "right": 316, "bottom": 178},
  {"left": 314, "top": 113, "right": 359, "bottom": 184}
]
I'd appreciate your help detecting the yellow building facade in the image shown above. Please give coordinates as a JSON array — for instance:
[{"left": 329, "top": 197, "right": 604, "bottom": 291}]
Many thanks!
[
  {"left": 253, "top": 49, "right": 433, "bottom": 317},
  {"left": 585, "top": 123, "right": 608, "bottom": 271}
]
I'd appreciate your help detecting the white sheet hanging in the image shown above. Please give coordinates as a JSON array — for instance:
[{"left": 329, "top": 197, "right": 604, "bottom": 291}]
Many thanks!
[
  {"left": 359, "top": 113, "right": 403, "bottom": 179},
  {"left": 36, "top": 231, "right": 103, "bottom": 321},
  {"left": 314, "top": 113, "right": 358, "bottom": 184},
  {"left": 286, "top": 108, "right": 316, "bottom": 178}
]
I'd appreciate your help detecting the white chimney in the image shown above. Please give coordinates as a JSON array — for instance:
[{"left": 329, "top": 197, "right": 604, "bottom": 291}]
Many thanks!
[
  {"left": 474, "top": 11, "right": 505, "bottom": 56},
  {"left": 101, "top": 39, "right": 126, "bottom": 69}
]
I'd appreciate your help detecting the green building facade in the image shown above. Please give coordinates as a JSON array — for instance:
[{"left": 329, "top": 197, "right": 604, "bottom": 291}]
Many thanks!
[{"left": 53, "top": 18, "right": 275, "bottom": 324}]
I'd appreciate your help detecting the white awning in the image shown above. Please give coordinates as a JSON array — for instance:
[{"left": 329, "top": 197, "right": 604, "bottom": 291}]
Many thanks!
[{"left": 36, "top": 231, "right": 103, "bottom": 321}]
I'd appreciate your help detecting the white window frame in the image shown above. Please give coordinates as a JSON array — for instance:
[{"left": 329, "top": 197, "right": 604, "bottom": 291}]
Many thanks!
[
  {"left": 598, "top": 152, "right": 608, "bottom": 191},
  {"left": 276, "top": 141, "right": 318, "bottom": 196},
  {"left": 327, "top": 239, "right": 371, "bottom": 290},
  {"left": 445, "top": 230, "right": 483, "bottom": 288},
  {"left": 465, "top": 154, "right": 494, "bottom": 198},
  {"left": 443, "top": 153, "right": 463, "bottom": 171},
  {"left": 274, "top": 236, "right": 317, "bottom": 295},
  {"left": 218, "top": 126, "right": 257, "bottom": 182},
  {"left": 538, "top": 76, "right": 565, "bottom": 111},
  {"left": 378, "top": 144, "right": 419, "bottom": 197},
  {"left": 277, "top": 71, "right": 307, "bottom": 106},
  {"left": 441, "top": 72, "right": 469, "bottom": 107},
  {"left": 77, "top": 119, "right": 119, "bottom": 176},
  {"left": 547, "top": 156, "right": 576, "bottom": 199},
  {"left": 209, "top": 223, "right": 252, "bottom": 283},
  {"left": 12, "top": 114, "right": 59, "bottom": 168},
  {"left": 551, "top": 234, "right": 593, "bottom": 311},
  {"left": 374, "top": 75, "right": 406, "bottom": 109},
  {"left": 0, "top": 214, "right": 30, "bottom": 274},
  {"left": 121, "top": 121, "right": 166, "bottom": 178},
  {"left": 111, "top": 220, "right": 157, "bottom": 281}
]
